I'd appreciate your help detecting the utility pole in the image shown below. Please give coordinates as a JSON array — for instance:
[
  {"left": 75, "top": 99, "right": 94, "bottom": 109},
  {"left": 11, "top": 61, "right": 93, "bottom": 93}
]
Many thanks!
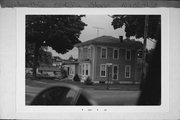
[
  {"left": 142, "top": 15, "right": 149, "bottom": 79},
  {"left": 92, "top": 26, "right": 105, "bottom": 37}
]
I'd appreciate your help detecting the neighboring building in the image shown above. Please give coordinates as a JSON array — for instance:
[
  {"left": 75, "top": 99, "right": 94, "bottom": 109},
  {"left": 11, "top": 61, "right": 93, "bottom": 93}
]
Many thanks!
[
  {"left": 63, "top": 60, "right": 79, "bottom": 80},
  {"left": 37, "top": 66, "right": 61, "bottom": 78},
  {"left": 52, "top": 56, "right": 63, "bottom": 67},
  {"left": 75, "top": 36, "right": 142, "bottom": 84}
]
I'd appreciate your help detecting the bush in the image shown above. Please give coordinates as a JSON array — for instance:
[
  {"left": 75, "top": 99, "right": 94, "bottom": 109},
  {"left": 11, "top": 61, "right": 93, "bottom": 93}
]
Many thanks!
[
  {"left": 73, "top": 74, "right": 80, "bottom": 82},
  {"left": 84, "top": 76, "right": 93, "bottom": 85}
]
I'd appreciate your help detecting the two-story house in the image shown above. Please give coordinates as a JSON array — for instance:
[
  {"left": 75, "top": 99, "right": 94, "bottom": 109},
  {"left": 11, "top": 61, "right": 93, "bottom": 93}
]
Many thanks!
[{"left": 75, "top": 36, "right": 142, "bottom": 84}]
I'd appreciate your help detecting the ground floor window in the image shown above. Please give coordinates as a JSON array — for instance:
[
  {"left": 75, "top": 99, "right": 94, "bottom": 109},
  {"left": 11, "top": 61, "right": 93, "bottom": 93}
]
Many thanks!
[
  {"left": 81, "top": 63, "right": 90, "bottom": 76},
  {"left": 100, "top": 64, "right": 106, "bottom": 77},
  {"left": 125, "top": 65, "right": 131, "bottom": 78}
]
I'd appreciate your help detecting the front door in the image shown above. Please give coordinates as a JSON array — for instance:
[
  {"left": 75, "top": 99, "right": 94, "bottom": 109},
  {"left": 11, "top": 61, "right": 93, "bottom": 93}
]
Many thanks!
[{"left": 112, "top": 65, "right": 118, "bottom": 80}]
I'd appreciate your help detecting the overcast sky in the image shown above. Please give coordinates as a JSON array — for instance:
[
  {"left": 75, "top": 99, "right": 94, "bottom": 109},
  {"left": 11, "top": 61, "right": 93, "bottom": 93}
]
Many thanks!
[{"left": 49, "top": 15, "right": 155, "bottom": 59}]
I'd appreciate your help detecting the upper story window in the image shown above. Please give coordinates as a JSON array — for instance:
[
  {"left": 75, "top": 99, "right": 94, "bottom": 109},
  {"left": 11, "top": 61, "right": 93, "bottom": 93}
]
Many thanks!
[
  {"left": 113, "top": 48, "right": 119, "bottom": 59},
  {"left": 125, "top": 49, "right": 131, "bottom": 60},
  {"left": 125, "top": 65, "right": 131, "bottom": 78},
  {"left": 79, "top": 47, "right": 91, "bottom": 60},
  {"left": 101, "top": 47, "right": 107, "bottom": 59}
]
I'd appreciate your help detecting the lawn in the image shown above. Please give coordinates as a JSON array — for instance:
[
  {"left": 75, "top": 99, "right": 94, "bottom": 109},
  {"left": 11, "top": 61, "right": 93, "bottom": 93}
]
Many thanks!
[
  {"left": 26, "top": 77, "right": 140, "bottom": 105},
  {"left": 26, "top": 77, "right": 140, "bottom": 91}
]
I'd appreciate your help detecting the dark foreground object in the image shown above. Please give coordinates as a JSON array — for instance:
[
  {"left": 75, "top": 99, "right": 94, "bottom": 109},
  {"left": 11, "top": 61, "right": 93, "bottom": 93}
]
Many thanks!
[
  {"left": 137, "top": 40, "right": 161, "bottom": 105},
  {"left": 30, "top": 83, "right": 97, "bottom": 105}
]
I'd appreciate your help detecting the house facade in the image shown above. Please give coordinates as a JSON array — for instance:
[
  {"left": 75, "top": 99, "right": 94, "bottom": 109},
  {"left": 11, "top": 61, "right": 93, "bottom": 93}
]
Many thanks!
[
  {"left": 63, "top": 60, "right": 79, "bottom": 79},
  {"left": 75, "top": 36, "right": 142, "bottom": 84}
]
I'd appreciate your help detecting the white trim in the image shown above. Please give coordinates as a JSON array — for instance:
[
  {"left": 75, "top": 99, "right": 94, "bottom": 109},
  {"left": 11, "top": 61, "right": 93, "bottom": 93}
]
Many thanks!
[
  {"left": 100, "top": 64, "right": 107, "bottom": 77},
  {"left": 112, "top": 64, "right": 119, "bottom": 80},
  {"left": 125, "top": 65, "right": 131, "bottom": 78},
  {"left": 125, "top": 49, "right": 131, "bottom": 60},
  {"left": 101, "top": 47, "right": 107, "bottom": 59},
  {"left": 113, "top": 48, "right": 119, "bottom": 60}
]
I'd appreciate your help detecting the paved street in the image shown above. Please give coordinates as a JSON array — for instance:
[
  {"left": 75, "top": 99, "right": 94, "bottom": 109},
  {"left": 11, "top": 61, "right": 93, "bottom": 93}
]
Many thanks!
[{"left": 26, "top": 79, "right": 140, "bottom": 105}]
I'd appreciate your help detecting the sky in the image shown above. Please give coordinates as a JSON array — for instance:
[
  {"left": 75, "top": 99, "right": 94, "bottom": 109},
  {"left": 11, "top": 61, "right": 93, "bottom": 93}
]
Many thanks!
[{"left": 48, "top": 15, "right": 155, "bottom": 59}]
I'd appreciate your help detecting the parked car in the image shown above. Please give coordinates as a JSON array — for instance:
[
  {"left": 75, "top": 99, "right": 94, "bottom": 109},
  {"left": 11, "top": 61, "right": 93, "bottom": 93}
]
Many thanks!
[{"left": 30, "top": 83, "right": 97, "bottom": 105}]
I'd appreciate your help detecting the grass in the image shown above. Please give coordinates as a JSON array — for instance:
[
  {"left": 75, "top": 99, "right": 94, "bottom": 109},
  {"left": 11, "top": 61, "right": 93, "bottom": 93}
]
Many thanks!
[{"left": 26, "top": 77, "right": 140, "bottom": 91}]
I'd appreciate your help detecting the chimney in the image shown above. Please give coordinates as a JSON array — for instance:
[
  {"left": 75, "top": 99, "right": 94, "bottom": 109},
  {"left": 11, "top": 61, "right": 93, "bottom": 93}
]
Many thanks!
[{"left": 119, "top": 36, "right": 123, "bottom": 43}]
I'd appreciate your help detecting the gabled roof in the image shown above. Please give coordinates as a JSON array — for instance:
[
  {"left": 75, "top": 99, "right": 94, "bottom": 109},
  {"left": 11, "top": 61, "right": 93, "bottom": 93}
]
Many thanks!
[{"left": 75, "top": 35, "right": 142, "bottom": 49}]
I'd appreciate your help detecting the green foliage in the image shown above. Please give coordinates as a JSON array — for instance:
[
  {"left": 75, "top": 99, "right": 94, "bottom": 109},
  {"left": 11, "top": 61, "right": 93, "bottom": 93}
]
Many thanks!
[
  {"left": 26, "top": 42, "right": 52, "bottom": 68},
  {"left": 111, "top": 15, "right": 161, "bottom": 41},
  {"left": 73, "top": 74, "right": 80, "bottom": 82},
  {"left": 26, "top": 42, "right": 34, "bottom": 68},
  {"left": 26, "top": 15, "right": 86, "bottom": 54},
  {"left": 38, "top": 47, "right": 53, "bottom": 66},
  {"left": 84, "top": 76, "right": 93, "bottom": 85},
  {"left": 26, "top": 15, "right": 86, "bottom": 76}
]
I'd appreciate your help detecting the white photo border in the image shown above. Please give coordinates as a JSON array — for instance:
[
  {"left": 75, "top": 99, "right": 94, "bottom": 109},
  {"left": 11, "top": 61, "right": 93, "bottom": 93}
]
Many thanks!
[{"left": 16, "top": 8, "right": 169, "bottom": 119}]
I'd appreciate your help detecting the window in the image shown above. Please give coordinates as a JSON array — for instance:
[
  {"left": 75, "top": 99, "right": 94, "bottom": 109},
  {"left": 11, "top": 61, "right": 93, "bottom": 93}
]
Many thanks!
[
  {"left": 112, "top": 65, "right": 118, "bottom": 80},
  {"left": 101, "top": 47, "right": 107, "bottom": 59},
  {"left": 125, "top": 65, "right": 131, "bottom": 78},
  {"left": 100, "top": 64, "right": 106, "bottom": 77},
  {"left": 81, "top": 63, "right": 90, "bottom": 76},
  {"left": 82, "top": 64, "right": 85, "bottom": 75},
  {"left": 85, "top": 64, "right": 88, "bottom": 75},
  {"left": 126, "top": 49, "right": 131, "bottom": 60},
  {"left": 113, "top": 48, "right": 119, "bottom": 59}
]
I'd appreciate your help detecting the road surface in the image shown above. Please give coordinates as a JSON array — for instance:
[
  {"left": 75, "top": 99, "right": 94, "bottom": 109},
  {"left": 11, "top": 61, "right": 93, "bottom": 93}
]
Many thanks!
[{"left": 26, "top": 79, "right": 140, "bottom": 105}]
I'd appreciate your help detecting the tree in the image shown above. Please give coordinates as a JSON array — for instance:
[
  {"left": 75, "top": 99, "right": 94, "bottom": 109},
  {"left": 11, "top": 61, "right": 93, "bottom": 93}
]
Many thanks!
[
  {"left": 26, "top": 42, "right": 53, "bottom": 68},
  {"left": 38, "top": 47, "right": 53, "bottom": 66},
  {"left": 26, "top": 15, "right": 86, "bottom": 77},
  {"left": 111, "top": 15, "right": 161, "bottom": 41},
  {"left": 111, "top": 15, "right": 161, "bottom": 105}
]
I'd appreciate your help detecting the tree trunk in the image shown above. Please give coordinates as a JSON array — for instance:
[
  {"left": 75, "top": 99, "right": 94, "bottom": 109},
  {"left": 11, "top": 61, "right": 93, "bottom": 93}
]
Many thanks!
[{"left": 33, "top": 43, "right": 40, "bottom": 78}]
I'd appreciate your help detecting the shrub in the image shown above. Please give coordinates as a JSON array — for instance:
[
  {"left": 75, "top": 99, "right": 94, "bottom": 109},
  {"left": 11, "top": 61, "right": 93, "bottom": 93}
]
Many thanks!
[
  {"left": 84, "top": 76, "right": 93, "bottom": 85},
  {"left": 73, "top": 74, "right": 80, "bottom": 82}
]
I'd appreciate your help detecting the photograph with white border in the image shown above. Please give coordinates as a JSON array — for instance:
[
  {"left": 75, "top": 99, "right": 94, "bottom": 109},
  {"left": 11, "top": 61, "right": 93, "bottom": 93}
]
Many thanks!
[{"left": 16, "top": 8, "right": 169, "bottom": 117}]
